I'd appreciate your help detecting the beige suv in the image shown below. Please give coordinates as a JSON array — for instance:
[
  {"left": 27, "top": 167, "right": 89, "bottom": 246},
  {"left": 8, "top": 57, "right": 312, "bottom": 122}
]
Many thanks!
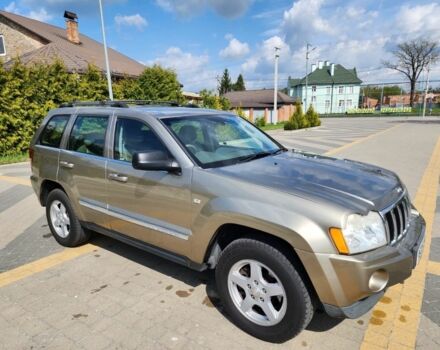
[{"left": 30, "top": 101, "right": 425, "bottom": 343}]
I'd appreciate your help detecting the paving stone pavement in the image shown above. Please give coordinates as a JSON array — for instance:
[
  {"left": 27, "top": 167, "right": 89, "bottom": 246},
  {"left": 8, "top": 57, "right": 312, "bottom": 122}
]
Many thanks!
[{"left": 1, "top": 117, "right": 440, "bottom": 349}]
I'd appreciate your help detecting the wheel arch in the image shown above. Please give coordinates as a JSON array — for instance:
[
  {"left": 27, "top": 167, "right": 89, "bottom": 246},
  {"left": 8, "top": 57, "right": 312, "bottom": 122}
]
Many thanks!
[
  {"left": 39, "top": 180, "right": 66, "bottom": 206},
  {"left": 204, "top": 223, "right": 319, "bottom": 305}
]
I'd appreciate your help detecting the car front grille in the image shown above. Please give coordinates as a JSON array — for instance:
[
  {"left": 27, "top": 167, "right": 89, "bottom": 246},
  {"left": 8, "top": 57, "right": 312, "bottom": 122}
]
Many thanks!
[{"left": 382, "top": 196, "right": 412, "bottom": 244}]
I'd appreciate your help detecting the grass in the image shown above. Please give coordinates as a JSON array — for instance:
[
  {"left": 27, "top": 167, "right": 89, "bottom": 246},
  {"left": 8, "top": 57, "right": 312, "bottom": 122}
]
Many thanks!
[
  {"left": 0, "top": 152, "right": 29, "bottom": 165},
  {"left": 260, "top": 122, "right": 286, "bottom": 131}
]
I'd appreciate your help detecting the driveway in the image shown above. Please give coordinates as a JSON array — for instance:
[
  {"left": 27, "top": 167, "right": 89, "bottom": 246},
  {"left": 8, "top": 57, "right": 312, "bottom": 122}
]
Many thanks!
[{"left": 1, "top": 117, "right": 440, "bottom": 349}]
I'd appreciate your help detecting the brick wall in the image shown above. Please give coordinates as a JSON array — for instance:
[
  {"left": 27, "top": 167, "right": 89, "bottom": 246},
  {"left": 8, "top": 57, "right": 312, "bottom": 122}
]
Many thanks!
[{"left": 0, "top": 18, "right": 44, "bottom": 62}]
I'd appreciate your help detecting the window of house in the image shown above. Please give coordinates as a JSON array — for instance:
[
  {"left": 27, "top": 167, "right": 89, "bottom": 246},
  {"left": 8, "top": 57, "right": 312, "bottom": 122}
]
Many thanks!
[
  {"left": 339, "top": 100, "right": 345, "bottom": 107},
  {"left": 312, "top": 85, "right": 316, "bottom": 92},
  {"left": 325, "top": 100, "right": 330, "bottom": 108},
  {"left": 347, "top": 99, "right": 352, "bottom": 108},
  {"left": 349, "top": 86, "right": 354, "bottom": 94},
  {"left": 114, "top": 118, "right": 169, "bottom": 162},
  {"left": 326, "top": 86, "right": 331, "bottom": 95},
  {"left": 311, "top": 96, "right": 316, "bottom": 103},
  {"left": 0, "top": 35, "right": 5, "bottom": 56},
  {"left": 39, "top": 115, "right": 70, "bottom": 148},
  {"left": 68, "top": 116, "right": 109, "bottom": 157},
  {"left": 338, "top": 86, "right": 344, "bottom": 94}
]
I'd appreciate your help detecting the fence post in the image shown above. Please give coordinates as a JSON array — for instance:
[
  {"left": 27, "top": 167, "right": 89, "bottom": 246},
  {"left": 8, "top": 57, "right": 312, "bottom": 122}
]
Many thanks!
[{"left": 379, "top": 83, "right": 384, "bottom": 117}]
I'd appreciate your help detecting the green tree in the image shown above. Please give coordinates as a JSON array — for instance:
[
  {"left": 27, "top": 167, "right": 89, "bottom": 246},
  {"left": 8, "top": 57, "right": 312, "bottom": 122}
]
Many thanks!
[
  {"left": 200, "top": 89, "right": 230, "bottom": 110},
  {"left": 293, "top": 101, "right": 308, "bottom": 128},
  {"left": 232, "top": 74, "right": 246, "bottom": 91},
  {"left": 305, "top": 104, "right": 321, "bottom": 127},
  {"left": 218, "top": 68, "right": 232, "bottom": 95},
  {"left": 361, "top": 85, "right": 404, "bottom": 101},
  {"left": 137, "top": 65, "right": 183, "bottom": 102}
]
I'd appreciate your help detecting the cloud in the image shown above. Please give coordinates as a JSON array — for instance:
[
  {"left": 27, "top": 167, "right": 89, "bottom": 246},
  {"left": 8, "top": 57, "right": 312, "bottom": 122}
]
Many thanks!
[
  {"left": 115, "top": 14, "right": 148, "bottom": 31},
  {"left": 155, "top": 0, "right": 253, "bottom": 18},
  {"left": 149, "top": 47, "right": 217, "bottom": 91},
  {"left": 4, "top": 1, "right": 52, "bottom": 21},
  {"left": 281, "top": 0, "right": 332, "bottom": 50},
  {"left": 219, "top": 37, "right": 250, "bottom": 59},
  {"left": 395, "top": 3, "right": 440, "bottom": 41}
]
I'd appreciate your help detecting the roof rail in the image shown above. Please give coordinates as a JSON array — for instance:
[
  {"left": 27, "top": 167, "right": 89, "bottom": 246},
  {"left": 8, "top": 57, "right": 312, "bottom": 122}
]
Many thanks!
[{"left": 59, "top": 100, "right": 181, "bottom": 108}]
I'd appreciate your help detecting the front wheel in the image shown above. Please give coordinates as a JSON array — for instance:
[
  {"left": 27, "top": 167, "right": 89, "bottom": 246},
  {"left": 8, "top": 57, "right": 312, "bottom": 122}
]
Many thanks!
[{"left": 215, "top": 238, "right": 314, "bottom": 343}]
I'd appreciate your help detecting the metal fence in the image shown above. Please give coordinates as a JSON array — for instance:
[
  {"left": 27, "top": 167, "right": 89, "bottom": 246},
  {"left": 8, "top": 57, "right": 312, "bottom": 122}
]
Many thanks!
[{"left": 292, "top": 79, "right": 440, "bottom": 117}]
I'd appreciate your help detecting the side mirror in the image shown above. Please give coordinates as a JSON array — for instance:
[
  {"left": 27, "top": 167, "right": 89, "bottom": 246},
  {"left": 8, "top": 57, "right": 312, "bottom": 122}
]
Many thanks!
[{"left": 132, "top": 151, "right": 181, "bottom": 174}]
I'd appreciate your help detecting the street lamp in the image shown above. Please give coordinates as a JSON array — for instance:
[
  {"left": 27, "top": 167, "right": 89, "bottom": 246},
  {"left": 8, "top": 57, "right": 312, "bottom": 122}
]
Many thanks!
[
  {"left": 98, "top": 0, "right": 113, "bottom": 100},
  {"left": 273, "top": 47, "right": 280, "bottom": 124},
  {"left": 305, "top": 43, "right": 316, "bottom": 110}
]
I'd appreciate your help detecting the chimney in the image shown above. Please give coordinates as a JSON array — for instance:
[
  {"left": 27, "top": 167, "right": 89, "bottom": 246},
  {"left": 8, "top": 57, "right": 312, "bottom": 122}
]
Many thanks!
[
  {"left": 64, "top": 11, "right": 80, "bottom": 44},
  {"left": 311, "top": 63, "right": 317, "bottom": 72},
  {"left": 318, "top": 61, "right": 324, "bottom": 69},
  {"left": 324, "top": 60, "right": 329, "bottom": 66},
  {"left": 330, "top": 63, "right": 335, "bottom": 76}
]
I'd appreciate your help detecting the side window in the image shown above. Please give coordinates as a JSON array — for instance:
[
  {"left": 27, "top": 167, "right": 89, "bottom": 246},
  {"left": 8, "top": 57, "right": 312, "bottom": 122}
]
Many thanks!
[
  {"left": 114, "top": 118, "right": 169, "bottom": 162},
  {"left": 39, "top": 115, "right": 69, "bottom": 148},
  {"left": 68, "top": 116, "right": 108, "bottom": 157}
]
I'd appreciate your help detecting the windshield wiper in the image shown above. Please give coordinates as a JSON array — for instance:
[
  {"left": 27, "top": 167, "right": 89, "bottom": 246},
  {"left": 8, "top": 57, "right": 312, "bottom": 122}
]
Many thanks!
[{"left": 236, "top": 149, "right": 284, "bottom": 164}]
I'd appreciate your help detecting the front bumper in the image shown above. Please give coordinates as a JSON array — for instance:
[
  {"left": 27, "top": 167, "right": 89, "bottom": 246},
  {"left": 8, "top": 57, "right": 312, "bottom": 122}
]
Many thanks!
[{"left": 296, "top": 211, "right": 425, "bottom": 319}]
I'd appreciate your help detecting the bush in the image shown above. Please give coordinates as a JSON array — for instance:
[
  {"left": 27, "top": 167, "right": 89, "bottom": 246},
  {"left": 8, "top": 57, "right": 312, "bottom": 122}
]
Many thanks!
[
  {"left": 255, "top": 117, "right": 266, "bottom": 127},
  {"left": 0, "top": 60, "right": 184, "bottom": 156},
  {"left": 305, "top": 105, "right": 321, "bottom": 126},
  {"left": 284, "top": 120, "right": 298, "bottom": 130}
]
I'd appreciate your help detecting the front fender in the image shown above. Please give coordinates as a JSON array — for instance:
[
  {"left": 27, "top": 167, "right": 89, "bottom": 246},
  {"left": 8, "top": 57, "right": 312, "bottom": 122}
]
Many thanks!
[{"left": 188, "top": 196, "right": 333, "bottom": 264}]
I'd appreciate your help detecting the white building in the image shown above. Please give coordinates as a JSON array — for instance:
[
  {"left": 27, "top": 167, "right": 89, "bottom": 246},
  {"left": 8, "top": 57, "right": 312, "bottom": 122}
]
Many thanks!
[{"left": 288, "top": 61, "right": 362, "bottom": 114}]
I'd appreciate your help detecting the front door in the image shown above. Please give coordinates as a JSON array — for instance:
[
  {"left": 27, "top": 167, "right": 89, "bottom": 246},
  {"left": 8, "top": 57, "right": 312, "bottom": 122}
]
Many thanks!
[
  {"left": 106, "top": 116, "right": 192, "bottom": 256},
  {"left": 58, "top": 114, "right": 110, "bottom": 229}
]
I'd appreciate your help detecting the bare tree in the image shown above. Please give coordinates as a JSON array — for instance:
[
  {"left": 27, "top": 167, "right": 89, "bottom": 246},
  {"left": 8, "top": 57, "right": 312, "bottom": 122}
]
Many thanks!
[{"left": 383, "top": 39, "right": 439, "bottom": 106}]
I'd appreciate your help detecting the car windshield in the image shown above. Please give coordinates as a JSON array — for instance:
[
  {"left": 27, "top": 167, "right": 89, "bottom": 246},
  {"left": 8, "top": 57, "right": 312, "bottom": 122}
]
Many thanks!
[{"left": 161, "top": 114, "right": 283, "bottom": 168}]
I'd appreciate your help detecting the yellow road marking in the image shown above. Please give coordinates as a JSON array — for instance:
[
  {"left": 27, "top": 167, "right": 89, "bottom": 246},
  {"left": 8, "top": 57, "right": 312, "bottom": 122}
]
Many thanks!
[
  {"left": 427, "top": 260, "right": 440, "bottom": 276},
  {"left": 0, "top": 175, "right": 31, "bottom": 187},
  {"left": 325, "top": 124, "right": 401, "bottom": 156},
  {"left": 361, "top": 136, "right": 440, "bottom": 350},
  {"left": 0, "top": 244, "right": 97, "bottom": 288}
]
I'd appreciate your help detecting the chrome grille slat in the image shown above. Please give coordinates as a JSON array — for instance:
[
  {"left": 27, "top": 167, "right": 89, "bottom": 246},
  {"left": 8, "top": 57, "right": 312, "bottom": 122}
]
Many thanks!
[{"left": 382, "top": 195, "right": 411, "bottom": 245}]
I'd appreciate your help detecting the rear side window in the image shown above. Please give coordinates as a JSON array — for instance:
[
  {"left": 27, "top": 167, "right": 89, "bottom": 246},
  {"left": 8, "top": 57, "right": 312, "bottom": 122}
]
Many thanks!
[
  {"left": 68, "top": 116, "right": 109, "bottom": 157},
  {"left": 39, "top": 115, "right": 69, "bottom": 148}
]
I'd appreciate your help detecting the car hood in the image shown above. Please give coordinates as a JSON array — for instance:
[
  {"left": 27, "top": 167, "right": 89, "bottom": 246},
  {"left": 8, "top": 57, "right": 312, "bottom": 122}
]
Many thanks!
[{"left": 211, "top": 150, "right": 404, "bottom": 213}]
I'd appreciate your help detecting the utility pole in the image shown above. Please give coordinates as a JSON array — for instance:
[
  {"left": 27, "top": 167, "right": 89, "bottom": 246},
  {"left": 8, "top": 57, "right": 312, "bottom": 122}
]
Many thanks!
[
  {"left": 273, "top": 47, "right": 280, "bottom": 124},
  {"left": 98, "top": 0, "right": 113, "bottom": 100},
  {"left": 422, "top": 61, "right": 431, "bottom": 118},
  {"left": 305, "top": 43, "right": 316, "bottom": 111}
]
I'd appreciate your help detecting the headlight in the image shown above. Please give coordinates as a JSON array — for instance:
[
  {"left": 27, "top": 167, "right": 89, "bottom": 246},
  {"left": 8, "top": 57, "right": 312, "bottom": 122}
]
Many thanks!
[{"left": 330, "top": 211, "right": 387, "bottom": 254}]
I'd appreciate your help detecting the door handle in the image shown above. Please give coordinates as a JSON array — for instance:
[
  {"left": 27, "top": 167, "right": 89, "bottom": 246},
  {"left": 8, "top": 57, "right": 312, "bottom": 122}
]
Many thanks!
[
  {"left": 108, "top": 173, "right": 128, "bottom": 183},
  {"left": 60, "top": 161, "right": 74, "bottom": 169}
]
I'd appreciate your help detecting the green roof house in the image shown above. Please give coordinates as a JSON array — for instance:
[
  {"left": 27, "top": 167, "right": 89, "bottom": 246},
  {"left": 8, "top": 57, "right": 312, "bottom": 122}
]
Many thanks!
[{"left": 288, "top": 61, "right": 362, "bottom": 114}]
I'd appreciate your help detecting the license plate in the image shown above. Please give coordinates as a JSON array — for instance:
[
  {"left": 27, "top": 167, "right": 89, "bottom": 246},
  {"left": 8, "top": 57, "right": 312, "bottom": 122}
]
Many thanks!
[{"left": 415, "top": 235, "right": 425, "bottom": 266}]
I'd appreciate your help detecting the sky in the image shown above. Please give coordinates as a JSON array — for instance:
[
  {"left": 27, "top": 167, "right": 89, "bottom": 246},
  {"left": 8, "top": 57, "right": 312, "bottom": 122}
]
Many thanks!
[{"left": 1, "top": 0, "right": 440, "bottom": 92}]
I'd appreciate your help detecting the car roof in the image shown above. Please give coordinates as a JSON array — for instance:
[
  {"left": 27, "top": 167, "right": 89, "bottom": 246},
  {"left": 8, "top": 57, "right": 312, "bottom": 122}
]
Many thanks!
[{"left": 50, "top": 105, "right": 232, "bottom": 119}]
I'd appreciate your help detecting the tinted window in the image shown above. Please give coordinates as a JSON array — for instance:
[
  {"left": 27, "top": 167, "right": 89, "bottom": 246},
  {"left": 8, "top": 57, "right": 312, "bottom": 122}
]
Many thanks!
[
  {"left": 114, "top": 118, "right": 168, "bottom": 162},
  {"left": 0, "top": 36, "right": 5, "bottom": 55},
  {"left": 39, "top": 115, "right": 69, "bottom": 148},
  {"left": 68, "top": 116, "right": 108, "bottom": 156}
]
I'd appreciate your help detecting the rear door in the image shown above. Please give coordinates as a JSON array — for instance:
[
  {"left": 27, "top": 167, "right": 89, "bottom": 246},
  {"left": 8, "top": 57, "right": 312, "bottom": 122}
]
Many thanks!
[{"left": 58, "top": 113, "right": 111, "bottom": 229}]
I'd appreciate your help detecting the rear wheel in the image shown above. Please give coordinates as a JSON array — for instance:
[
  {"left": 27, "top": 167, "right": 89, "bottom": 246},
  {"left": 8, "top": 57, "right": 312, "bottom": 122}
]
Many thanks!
[
  {"left": 46, "top": 189, "right": 90, "bottom": 247},
  {"left": 215, "top": 238, "right": 313, "bottom": 343}
]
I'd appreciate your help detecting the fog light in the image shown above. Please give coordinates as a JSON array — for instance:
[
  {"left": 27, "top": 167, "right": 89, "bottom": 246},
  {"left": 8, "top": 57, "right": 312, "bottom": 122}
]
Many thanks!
[{"left": 368, "top": 270, "right": 389, "bottom": 292}]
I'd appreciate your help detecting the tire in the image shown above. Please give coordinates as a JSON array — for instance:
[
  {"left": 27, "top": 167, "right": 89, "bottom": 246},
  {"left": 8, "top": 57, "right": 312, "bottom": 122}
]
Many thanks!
[
  {"left": 46, "top": 189, "right": 90, "bottom": 247},
  {"left": 215, "top": 238, "right": 314, "bottom": 343}
]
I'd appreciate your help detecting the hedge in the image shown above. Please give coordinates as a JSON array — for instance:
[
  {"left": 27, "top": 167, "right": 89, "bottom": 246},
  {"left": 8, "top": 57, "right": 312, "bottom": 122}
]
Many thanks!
[{"left": 0, "top": 61, "right": 183, "bottom": 156}]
